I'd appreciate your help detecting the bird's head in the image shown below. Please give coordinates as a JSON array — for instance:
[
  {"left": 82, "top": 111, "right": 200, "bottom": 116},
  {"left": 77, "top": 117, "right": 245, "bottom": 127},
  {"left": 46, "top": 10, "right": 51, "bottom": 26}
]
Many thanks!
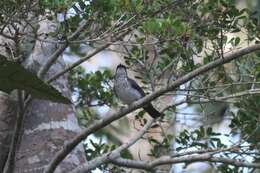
[{"left": 115, "top": 64, "right": 128, "bottom": 77}]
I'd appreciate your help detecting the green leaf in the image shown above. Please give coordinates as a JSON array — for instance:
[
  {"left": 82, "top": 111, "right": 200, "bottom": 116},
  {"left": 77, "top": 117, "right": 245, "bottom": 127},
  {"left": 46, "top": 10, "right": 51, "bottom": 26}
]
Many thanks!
[
  {"left": 0, "top": 55, "right": 71, "bottom": 104},
  {"left": 206, "top": 127, "right": 213, "bottom": 135},
  {"left": 172, "top": 18, "right": 185, "bottom": 35},
  {"left": 234, "top": 37, "right": 240, "bottom": 46}
]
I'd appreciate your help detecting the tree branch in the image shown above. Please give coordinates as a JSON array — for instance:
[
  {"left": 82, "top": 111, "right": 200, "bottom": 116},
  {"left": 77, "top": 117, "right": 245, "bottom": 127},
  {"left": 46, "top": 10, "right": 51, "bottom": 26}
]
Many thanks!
[
  {"left": 213, "top": 88, "right": 260, "bottom": 101},
  {"left": 47, "top": 29, "right": 132, "bottom": 83},
  {"left": 163, "top": 88, "right": 260, "bottom": 110},
  {"left": 177, "top": 81, "right": 260, "bottom": 92},
  {"left": 70, "top": 118, "right": 155, "bottom": 173},
  {"left": 38, "top": 20, "right": 88, "bottom": 79},
  {"left": 110, "top": 154, "right": 260, "bottom": 170},
  {"left": 44, "top": 44, "right": 260, "bottom": 173}
]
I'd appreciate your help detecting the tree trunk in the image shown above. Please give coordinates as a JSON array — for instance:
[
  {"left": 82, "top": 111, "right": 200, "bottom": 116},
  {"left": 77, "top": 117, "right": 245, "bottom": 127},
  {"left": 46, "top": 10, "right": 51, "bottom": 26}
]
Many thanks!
[
  {"left": 0, "top": 93, "right": 17, "bottom": 171},
  {"left": 13, "top": 19, "right": 86, "bottom": 173},
  {"left": 0, "top": 15, "right": 86, "bottom": 172}
]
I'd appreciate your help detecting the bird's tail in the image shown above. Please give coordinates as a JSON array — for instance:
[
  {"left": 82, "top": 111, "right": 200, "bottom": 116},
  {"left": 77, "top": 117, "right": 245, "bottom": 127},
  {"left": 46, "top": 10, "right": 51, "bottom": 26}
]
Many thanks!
[{"left": 143, "top": 103, "right": 161, "bottom": 118}]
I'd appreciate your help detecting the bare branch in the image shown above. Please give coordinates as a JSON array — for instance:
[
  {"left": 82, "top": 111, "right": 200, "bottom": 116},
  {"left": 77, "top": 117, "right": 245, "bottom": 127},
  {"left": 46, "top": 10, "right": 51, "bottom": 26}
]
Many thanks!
[
  {"left": 213, "top": 88, "right": 260, "bottom": 101},
  {"left": 110, "top": 154, "right": 260, "bottom": 171},
  {"left": 47, "top": 29, "right": 131, "bottom": 83},
  {"left": 176, "top": 81, "right": 260, "bottom": 92},
  {"left": 163, "top": 88, "right": 260, "bottom": 110},
  {"left": 38, "top": 20, "right": 88, "bottom": 79}
]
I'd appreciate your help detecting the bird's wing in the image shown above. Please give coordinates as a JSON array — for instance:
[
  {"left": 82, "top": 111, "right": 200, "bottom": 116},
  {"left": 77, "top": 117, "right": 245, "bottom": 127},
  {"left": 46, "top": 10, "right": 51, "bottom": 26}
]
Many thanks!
[
  {"left": 128, "top": 78, "right": 146, "bottom": 97},
  {"left": 129, "top": 78, "right": 161, "bottom": 118},
  {"left": 113, "top": 79, "right": 118, "bottom": 98}
]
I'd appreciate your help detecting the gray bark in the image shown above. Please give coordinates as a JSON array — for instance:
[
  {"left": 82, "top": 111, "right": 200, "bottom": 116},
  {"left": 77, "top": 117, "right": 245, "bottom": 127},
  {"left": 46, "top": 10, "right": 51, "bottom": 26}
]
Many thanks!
[
  {"left": 0, "top": 93, "right": 17, "bottom": 171},
  {"left": 0, "top": 8, "right": 86, "bottom": 172},
  {"left": 13, "top": 19, "right": 86, "bottom": 173}
]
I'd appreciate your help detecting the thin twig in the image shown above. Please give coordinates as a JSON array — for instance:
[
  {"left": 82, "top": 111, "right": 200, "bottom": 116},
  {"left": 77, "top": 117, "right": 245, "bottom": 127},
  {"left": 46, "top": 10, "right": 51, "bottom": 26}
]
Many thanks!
[
  {"left": 38, "top": 20, "right": 88, "bottom": 78},
  {"left": 47, "top": 29, "right": 132, "bottom": 83},
  {"left": 45, "top": 0, "right": 185, "bottom": 83}
]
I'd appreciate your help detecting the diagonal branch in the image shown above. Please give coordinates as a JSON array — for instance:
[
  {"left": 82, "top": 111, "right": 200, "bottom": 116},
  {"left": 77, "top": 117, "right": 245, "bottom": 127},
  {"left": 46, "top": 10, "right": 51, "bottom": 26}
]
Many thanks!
[
  {"left": 47, "top": 29, "right": 132, "bottom": 83},
  {"left": 38, "top": 20, "right": 88, "bottom": 79},
  {"left": 70, "top": 118, "right": 155, "bottom": 173},
  {"left": 44, "top": 44, "right": 260, "bottom": 173}
]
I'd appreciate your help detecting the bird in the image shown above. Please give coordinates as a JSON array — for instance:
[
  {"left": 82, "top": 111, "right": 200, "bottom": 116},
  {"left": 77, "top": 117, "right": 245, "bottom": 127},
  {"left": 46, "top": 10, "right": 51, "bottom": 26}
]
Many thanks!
[{"left": 114, "top": 64, "right": 161, "bottom": 118}]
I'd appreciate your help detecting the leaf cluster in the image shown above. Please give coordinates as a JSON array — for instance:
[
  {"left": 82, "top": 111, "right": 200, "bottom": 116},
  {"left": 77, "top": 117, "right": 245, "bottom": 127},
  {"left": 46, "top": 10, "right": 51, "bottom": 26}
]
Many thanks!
[{"left": 69, "top": 67, "right": 115, "bottom": 107}]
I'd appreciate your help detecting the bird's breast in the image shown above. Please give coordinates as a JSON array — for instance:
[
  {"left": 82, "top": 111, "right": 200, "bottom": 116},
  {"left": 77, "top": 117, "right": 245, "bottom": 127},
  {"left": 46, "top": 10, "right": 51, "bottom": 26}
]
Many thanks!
[{"left": 114, "top": 79, "right": 142, "bottom": 105}]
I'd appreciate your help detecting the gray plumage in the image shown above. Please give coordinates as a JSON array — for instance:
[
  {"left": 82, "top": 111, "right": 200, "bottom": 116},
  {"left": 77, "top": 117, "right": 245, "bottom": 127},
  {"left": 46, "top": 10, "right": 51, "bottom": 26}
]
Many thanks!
[{"left": 114, "top": 64, "right": 161, "bottom": 118}]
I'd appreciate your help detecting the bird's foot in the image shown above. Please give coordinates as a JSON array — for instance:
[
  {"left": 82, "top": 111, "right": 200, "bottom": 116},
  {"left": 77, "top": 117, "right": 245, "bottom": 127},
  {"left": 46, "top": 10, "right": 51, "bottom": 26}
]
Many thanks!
[{"left": 119, "top": 105, "right": 127, "bottom": 111}]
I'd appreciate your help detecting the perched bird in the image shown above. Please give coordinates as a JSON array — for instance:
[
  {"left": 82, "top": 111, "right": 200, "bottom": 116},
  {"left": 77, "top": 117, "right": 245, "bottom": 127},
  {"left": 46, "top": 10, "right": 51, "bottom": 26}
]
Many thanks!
[{"left": 114, "top": 64, "right": 161, "bottom": 118}]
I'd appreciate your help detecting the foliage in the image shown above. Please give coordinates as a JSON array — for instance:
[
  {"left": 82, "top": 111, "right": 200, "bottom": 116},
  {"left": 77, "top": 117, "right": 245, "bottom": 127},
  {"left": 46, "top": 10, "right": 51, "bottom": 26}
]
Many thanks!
[
  {"left": 84, "top": 139, "right": 132, "bottom": 172},
  {"left": 176, "top": 127, "right": 226, "bottom": 150},
  {"left": 231, "top": 96, "right": 260, "bottom": 145},
  {"left": 65, "top": 0, "right": 260, "bottom": 172},
  {"left": 1, "top": 0, "right": 260, "bottom": 172},
  {"left": 69, "top": 67, "right": 115, "bottom": 107},
  {"left": 68, "top": 66, "right": 116, "bottom": 127}
]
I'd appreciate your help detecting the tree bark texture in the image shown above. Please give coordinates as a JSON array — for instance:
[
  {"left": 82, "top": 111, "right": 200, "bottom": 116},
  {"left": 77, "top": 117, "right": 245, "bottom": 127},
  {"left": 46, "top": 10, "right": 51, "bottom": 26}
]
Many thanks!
[
  {"left": 0, "top": 93, "right": 17, "bottom": 171},
  {"left": 13, "top": 19, "right": 86, "bottom": 173},
  {"left": 0, "top": 16, "right": 86, "bottom": 172}
]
